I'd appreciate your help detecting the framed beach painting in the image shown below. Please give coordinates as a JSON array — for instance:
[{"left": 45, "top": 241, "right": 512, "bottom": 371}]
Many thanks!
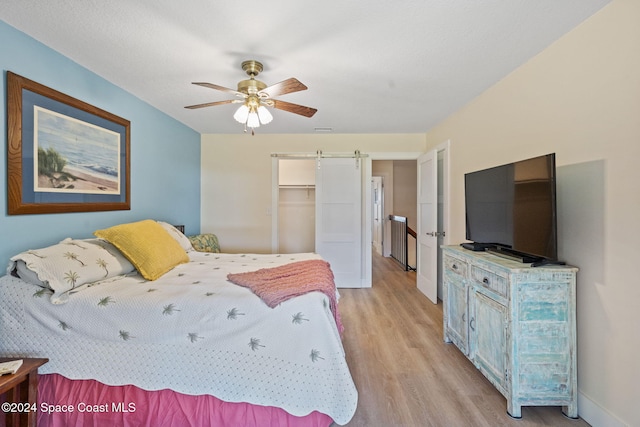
[{"left": 6, "top": 71, "right": 130, "bottom": 214}]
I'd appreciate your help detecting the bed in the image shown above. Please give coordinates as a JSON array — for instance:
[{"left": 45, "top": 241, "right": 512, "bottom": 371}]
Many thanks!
[{"left": 0, "top": 220, "right": 357, "bottom": 426}]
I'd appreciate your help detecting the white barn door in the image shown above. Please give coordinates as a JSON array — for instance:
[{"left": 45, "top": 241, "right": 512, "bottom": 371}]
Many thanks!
[
  {"left": 417, "top": 150, "right": 438, "bottom": 303},
  {"left": 316, "top": 157, "right": 362, "bottom": 288}
]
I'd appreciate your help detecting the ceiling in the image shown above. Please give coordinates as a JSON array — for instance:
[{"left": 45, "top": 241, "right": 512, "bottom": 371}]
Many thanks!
[{"left": 1, "top": 0, "right": 610, "bottom": 135}]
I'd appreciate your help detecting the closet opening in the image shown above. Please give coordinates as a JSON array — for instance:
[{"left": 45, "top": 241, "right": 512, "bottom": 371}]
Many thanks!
[{"left": 277, "top": 159, "right": 316, "bottom": 253}]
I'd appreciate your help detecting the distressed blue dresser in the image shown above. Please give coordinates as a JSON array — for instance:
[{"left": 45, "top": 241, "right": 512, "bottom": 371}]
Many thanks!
[{"left": 442, "top": 245, "right": 578, "bottom": 418}]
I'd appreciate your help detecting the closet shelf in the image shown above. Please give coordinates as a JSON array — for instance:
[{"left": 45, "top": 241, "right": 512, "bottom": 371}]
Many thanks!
[{"left": 278, "top": 185, "right": 316, "bottom": 189}]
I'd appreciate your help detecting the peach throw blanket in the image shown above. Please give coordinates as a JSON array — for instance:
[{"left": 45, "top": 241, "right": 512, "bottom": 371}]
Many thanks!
[{"left": 227, "top": 259, "right": 344, "bottom": 335}]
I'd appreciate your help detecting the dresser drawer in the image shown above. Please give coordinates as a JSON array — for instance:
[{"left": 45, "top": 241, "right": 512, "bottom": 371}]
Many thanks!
[
  {"left": 444, "top": 255, "right": 468, "bottom": 278},
  {"left": 471, "top": 265, "right": 508, "bottom": 298}
]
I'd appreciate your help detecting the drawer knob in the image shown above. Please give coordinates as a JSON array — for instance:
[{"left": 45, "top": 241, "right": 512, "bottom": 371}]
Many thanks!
[{"left": 483, "top": 277, "right": 490, "bottom": 285}]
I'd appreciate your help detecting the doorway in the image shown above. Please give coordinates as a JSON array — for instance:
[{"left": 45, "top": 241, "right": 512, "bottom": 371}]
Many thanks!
[
  {"left": 277, "top": 159, "right": 316, "bottom": 253},
  {"left": 367, "top": 141, "right": 450, "bottom": 302},
  {"left": 371, "top": 176, "right": 384, "bottom": 256},
  {"left": 371, "top": 160, "right": 418, "bottom": 267}
]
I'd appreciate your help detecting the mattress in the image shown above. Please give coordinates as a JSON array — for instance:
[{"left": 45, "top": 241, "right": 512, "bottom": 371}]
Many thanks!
[{"left": 0, "top": 252, "right": 357, "bottom": 424}]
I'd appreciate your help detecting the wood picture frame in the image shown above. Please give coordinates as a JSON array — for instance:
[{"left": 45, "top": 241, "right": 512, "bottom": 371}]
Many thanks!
[{"left": 6, "top": 71, "right": 130, "bottom": 215}]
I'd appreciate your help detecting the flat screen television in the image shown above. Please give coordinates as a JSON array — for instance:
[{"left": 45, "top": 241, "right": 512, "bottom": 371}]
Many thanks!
[{"left": 464, "top": 153, "right": 559, "bottom": 265}]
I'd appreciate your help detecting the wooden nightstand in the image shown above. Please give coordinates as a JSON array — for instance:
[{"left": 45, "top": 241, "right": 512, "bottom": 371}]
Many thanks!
[{"left": 0, "top": 358, "right": 48, "bottom": 427}]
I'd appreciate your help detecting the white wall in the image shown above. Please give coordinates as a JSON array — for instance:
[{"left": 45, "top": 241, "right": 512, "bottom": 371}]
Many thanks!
[
  {"left": 392, "top": 161, "right": 418, "bottom": 229},
  {"left": 278, "top": 187, "right": 315, "bottom": 253},
  {"left": 424, "top": 0, "right": 639, "bottom": 425},
  {"left": 201, "top": 134, "right": 426, "bottom": 253}
]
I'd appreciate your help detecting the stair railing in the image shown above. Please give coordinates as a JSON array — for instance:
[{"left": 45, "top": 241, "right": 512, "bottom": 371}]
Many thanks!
[{"left": 389, "top": 215, "right": 417, "bottom": 271}]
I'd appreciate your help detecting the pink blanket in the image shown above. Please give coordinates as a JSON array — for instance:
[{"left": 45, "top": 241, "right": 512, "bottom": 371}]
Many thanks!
[{"left": 227, "top": 260, "right": 344, "bottom": 335}]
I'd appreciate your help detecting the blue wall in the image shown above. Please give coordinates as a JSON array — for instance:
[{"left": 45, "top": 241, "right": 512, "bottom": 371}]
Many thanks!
[{"left": 0, "top": 20, "right": 201, "bottom": 265}]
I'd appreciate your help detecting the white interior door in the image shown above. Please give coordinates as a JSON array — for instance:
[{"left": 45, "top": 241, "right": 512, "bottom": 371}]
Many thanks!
[
  {"left": 417, "top": 150, "right": 438, "bottom": 303},
  {"left": 316, "top": 157, "right": 362, "bottom": 288}
]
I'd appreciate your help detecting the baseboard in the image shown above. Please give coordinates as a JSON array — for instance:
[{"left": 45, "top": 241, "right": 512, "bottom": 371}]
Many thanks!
[{"left": 578, "top": 392, "right": 628, "bottom": 427}]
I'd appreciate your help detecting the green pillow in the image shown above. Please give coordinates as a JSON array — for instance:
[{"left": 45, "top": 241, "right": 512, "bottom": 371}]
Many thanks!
[{"left": 188, "top": 233, "right": 221, "bottom": 253}]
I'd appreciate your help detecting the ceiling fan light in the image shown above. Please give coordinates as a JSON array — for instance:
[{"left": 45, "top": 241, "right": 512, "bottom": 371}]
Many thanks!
[
  {"left": 247, "top": 111, "right": 260, "bottom": 128},
  {"left": 233, "top": 105, "right": 249, "bottom": 123},
  {"left": 257, "top": 106, "right": 273, "bottom": 125}
]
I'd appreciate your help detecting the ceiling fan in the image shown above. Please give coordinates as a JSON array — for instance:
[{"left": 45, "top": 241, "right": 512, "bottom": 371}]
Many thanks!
[{"left": 185, "top": 60, "right": 317, "bottom": 134}]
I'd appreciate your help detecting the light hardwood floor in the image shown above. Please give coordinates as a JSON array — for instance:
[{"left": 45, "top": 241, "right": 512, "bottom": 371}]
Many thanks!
[{"left": 338, "top": 251, "right": 589, "bottom": 427}]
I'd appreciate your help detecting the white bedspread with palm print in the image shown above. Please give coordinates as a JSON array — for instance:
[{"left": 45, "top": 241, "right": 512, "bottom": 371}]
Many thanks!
[{"left": 0, "top": 252, "right": 357, "bottom": 424}]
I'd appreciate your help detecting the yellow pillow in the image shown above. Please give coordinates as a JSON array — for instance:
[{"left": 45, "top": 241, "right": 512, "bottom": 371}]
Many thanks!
[{"left": 95, "top": 219, "right": 189, "bottom": 280}]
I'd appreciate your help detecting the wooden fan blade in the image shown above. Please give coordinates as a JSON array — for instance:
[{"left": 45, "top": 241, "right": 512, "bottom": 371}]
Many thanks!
[
  {"left": 185, "top": 99, "right": 236, "bottom": 109},
  {"left": 271, "top": 99, "right": 317, "bottom": 118},
  {"left": 192, "top": 82, "right": 245, "bottom": 97},
  {"left": 259, "top": 78, "right": 308, "bottom": 98}
]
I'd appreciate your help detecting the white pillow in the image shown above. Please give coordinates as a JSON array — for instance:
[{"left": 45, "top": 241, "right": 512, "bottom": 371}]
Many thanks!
[
  {"left": 157, "top": 221, "right": 193, "bottom": 252},
  {"left": 14, "top": 260, "right": 46, "bottom": 287},
  {"left": 8, "top": 238, "right": 135, "bottom": 304}
]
